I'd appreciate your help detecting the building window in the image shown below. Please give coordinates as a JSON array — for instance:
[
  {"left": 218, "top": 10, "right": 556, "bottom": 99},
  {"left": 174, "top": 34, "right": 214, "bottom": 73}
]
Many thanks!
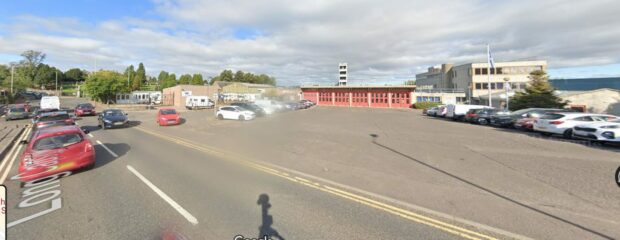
[
  {"left": 481, "top": 68, "right": 488, "bottom": 75},
  {"left": 496, "top": 82, "right": 504, "bottom": 89},
  {"left": 340, "top": 77, "right": 346, "bottom": 80},
  {"left": 475, "top": 68, "right": 481, "bottom": 75},
  {"left": 490, "top": 68, "right": 495, "bottom": 75},
  {"left": 417, "top": 96, "right": 422, "bottom": 102},
  {"left": 475, "top": 83, "right": 482, "bottom": 89},
  {"left": 496, "top": 68, "right": 503, "bottom": 74},
  {"left": 482, "top": 83, "right": 488, "bottom": 89},
  {"left": 490, "top": 83, "right": 496, "bottom": 89}
]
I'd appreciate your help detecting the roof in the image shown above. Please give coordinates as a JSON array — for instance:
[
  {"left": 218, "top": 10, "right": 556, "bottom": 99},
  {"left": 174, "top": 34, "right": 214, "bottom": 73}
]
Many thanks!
[
  {"left": 555, "top": 88, "right": 620, "bottom": 97},
  {"left": 212, "top": 81, "right": 232, "bottom": 88},
  {"left": 301, "top": 85, "right": 416, "bottom": 89},
  {"left": 239, "top": 83, "right": 275, "bottom": 88}
]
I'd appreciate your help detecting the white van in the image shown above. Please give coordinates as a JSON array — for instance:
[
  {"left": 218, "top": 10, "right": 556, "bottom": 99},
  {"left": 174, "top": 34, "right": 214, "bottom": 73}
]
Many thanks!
[
  {"left": 40, "top": 96, "right": 60, "bottom": 110},
  {"left": 446, "top": 104, "right": 491, "bottom": 121},
  {"left": 185, "top": 96, "right": 214, "bottom": 109}
]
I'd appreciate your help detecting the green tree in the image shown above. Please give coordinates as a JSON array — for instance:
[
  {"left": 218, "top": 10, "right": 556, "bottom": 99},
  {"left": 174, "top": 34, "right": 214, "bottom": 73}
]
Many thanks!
[
  {"left": 65, "top": 68, "right": 86, "bottom": 82},
  {"left": 221, "top": 70, "right": 234, "bottom": 82},
  {"left": 157, "top": 71, "right": 169, "bottom": 86},
  {"left": 19, "top": 50, "right": 46, "bottom": 87},
  {"left": 84, "top": 70, "right": 129, "bottom": 103},
  {"left": 509, "top": 70, "right": 568, "bottom": 111},
  {"left": 404, "top": 80, "right": 416, "bottom": 85},
  {"left": 161, "top": 73, "right": 177, "bottom": 89},
  {"left": 233, "top": 70, "right": 245, "bottom": 82},
  {"left": 34, "top": 64, "right": 63, "bottom": 89},
  {"left": 0, "top": 65, "right": 10, "bottom": 87},
  {"left": 178, "top": 74, "right": 192, "bottom": 84},
  {"left": 132, "top": 63, "right": 146, "bottom": 91},
  {"left": 191, "top": 73, "right": 204, "bottom": 85}
]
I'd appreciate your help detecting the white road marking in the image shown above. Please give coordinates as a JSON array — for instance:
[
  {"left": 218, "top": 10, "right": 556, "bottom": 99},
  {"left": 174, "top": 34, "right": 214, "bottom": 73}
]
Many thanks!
[
  {"left": 0, "top": 127, "right": 32, "bottom": 184},
  {"left": 96, "top": 140, "right": 118, "bottom": 158},
  {"left": 126, "top": 165, "right": 199, "bottom": 225},
  {"left": 8, "top": 198, "right": 62, "bottom": 228},
  {"left": 87, "top": 133, "right": 93, "bottom": 137}
]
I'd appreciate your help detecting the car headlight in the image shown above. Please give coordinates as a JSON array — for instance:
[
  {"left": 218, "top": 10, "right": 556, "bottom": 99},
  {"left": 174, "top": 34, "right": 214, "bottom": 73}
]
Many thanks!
[
  {"left": 600, "top": 125, "right": 619, "bottom": 129},
  {"left": 601, "top": 131, "right": 615, "bottom": 139},
  {"left": 103, "top": 119, "right": 112, "bottom": 123}
]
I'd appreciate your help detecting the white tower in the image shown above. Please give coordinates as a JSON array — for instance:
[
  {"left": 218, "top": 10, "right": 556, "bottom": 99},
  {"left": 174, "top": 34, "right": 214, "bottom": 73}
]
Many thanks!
[{"left": 338, "top": 63, "right": 348, "bottom": 86}]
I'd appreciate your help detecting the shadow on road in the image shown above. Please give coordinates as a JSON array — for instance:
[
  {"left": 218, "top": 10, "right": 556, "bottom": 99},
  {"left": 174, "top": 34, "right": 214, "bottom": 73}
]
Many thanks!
[
  {"left": 369, "top": 133, "right": 614, "bottom": 240},
  {"left": 257, "top": 194, "right": 285, "bottom": 240}
]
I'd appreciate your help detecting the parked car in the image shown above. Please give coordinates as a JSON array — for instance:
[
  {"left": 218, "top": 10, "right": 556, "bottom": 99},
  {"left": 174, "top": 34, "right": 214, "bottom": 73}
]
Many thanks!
[
  {"left": 284, "top": 102, "right": 302, "bottom": 110},
  {"left": 254, "top": 100, "right": 279, "bottom": 114},
  {"left": 40, "top": 96, "right": 61, "bottom": 110},
  {"left": 465, "top": 109, "right": 510, "bottom": 125},
  {"left": 533, "top": 113, "right": 617, "bottom": 138},
  {"left": 33, "top": 111, "right": 75, "bottom": 130},
  {"left": 17, "top": 125, "right": 94, "bottom": 182},
  {"left": 572, "top": 118, "right": 620, "bottom": 143},
  {"left": 75, "top": 103, "right": 96, "bottom": 117},
  {"left": 216, "top": 106, "right": 255, "bottom": 120},
  {"left": 299, "top": 100, "right": 315, "bottom": 108},
  {"left": 490, "top": 108, "right": 565, "bottom": 128},
  {"left": 426, "top": 107, "right": 439, "bottom": 116},
  {"left": 98, "top": 109, "right": 129, "bottom": 129},
  {"left": 445, "top": 104, "right": 491, "bottom": 121},
  {"left": 5, "top": 104, "right": 31, "bottom": 121},
  {"left": 436, "top": 105, "right": 448, "bottom": 117},
  {"left": 157, "top": 108, "right": 181, "bottom": 126},
  {"left": 230, "top": 102, "right": 266, "bottom": 116}
]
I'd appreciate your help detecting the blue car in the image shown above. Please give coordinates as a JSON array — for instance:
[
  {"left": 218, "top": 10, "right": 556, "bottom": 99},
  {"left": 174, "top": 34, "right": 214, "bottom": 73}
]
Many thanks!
[{"left": 98, "top": 109, "right": 128, "bottom": 129}]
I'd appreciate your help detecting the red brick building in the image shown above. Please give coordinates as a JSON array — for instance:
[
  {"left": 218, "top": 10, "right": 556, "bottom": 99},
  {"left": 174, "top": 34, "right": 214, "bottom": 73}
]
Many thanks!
[{"left": 301, "top": 86, "right": 416, "bottom": 108}]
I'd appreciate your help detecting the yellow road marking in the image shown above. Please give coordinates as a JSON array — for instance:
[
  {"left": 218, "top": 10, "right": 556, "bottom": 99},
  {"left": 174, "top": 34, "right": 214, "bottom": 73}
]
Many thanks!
[{"left": 134, "top": 126, "right": 499, "bottom": 240}]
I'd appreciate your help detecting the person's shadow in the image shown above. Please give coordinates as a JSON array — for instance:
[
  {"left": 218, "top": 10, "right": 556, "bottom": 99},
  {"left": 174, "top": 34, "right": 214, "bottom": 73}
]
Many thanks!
[{"left": 257, "top": 194, "right": 285, "bottom": 240}]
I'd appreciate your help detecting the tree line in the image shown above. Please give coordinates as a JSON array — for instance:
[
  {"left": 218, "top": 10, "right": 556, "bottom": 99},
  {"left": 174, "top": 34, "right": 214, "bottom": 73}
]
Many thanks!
[{"left": 209, "top": 69, "right": 277, "bottom": 86}]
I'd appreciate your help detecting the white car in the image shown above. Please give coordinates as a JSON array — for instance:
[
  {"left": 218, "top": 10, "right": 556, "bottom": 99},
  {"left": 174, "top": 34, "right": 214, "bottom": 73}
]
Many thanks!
[
  {"left": 216, "top": 106, "right": 255, "bottom": 121},
  {"left": 445, "top": 104, "right": 492, "bottom": 121},
  {"left": 572, "top": 119, "right": 620, "bottom": 142},
  {"left": 533, "top": 112, "right": 617, "bottom": 138}
]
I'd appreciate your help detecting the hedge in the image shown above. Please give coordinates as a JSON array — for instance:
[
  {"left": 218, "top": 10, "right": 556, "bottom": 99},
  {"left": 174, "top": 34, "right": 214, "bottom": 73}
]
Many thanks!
[{"left": 413, "top": 101, "right": 441, "bottom": 109}]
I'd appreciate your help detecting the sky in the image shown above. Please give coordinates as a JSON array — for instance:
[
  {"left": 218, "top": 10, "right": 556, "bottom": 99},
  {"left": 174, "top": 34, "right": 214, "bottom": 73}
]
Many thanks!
[{"left": 1, "top": 0, "right": 619, "bottom": 86}]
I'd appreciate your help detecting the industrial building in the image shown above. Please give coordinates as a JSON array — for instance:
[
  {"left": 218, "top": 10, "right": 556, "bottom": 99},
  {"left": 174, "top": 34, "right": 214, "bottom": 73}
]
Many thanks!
[{"left": 301, "top": 85, "right": 416, "bottom": 108}]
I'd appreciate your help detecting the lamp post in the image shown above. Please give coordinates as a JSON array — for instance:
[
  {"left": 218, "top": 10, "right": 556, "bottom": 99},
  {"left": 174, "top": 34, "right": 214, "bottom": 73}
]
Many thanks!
[
  {"left": 503, "top": 77, "right": 510, "bottom": 110},
  {"left": 10, "top": 65, "right": 15, "bottom": 95}
]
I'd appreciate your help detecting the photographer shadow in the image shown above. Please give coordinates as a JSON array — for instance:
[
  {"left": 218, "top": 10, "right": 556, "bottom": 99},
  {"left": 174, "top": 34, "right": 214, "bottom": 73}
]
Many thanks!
[{"left": 257, "top": 194, "right": 285, "bottom": 240}]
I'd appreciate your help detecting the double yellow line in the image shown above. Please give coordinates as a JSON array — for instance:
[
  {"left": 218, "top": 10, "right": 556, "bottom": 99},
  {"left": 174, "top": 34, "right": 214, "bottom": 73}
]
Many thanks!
[{"left": 135, "top": 126, "right": 500, "bottom": 240}]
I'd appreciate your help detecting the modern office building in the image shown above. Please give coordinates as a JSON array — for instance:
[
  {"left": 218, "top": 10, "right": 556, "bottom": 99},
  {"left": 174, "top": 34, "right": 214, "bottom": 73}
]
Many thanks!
[
  {"left": 550, "top": 77, "right": 620, "bottom": 91},
  {"left": 338, "top": 63, "right": 348, "bottom": 86},
  {"left": 416, "top": 60, "right": 548, "bottom": 105}
]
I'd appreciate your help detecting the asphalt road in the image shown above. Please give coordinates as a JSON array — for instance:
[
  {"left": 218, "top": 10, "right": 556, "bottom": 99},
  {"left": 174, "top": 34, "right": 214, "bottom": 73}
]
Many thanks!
[
  {"left": 0, "top": 98, "right": 502, "bottom": 239},
  {"left": 1, "top": 97, "right": 619, "bottom": 240}
]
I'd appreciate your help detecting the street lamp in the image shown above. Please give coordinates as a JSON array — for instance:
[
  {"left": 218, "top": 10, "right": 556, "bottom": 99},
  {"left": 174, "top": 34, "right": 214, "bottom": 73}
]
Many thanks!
[{"left": 503, "top": 77, "right": 510, "bottom": 110}]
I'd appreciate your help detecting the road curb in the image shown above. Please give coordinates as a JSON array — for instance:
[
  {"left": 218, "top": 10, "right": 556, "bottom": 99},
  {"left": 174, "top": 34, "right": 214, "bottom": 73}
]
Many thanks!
[{"left": 0, "top": 126, "right": 25, "bottom": 163}]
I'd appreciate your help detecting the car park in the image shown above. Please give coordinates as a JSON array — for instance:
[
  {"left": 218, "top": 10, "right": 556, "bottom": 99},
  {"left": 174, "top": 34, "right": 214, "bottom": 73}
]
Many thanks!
[
  {"left": 75, "top": 103, "right": 96, "bottom": 116},
  {"left": 5, "top": 104, "right": 31, "bottom": 121},
  {"left": 465, "top": 108, "right": 510, "bottom": 125},
  {"left": 230, "top": 102, "right": 266, "bottom": 116},
  {"left": 32, "top": 111, "right": 75, "bottom": 130},
  {"left": 254, "top": 100, "right": 279, "bottom": 114},
  {"left": 533, "top": 113, "right": 617, "bottom": 138},
  {"left": 216, "top": 106, "right": 255, "bottom": 121},
  {"left": 572, "top": 118, "right": 620, "bottom": 143},
  {"left": 445, "top": 104, "right": 490, "bottom": 121},
  {"left": 98, "top": 109, "right": 129, "bottom": 129},
  {"left": 157, "top": 108, "right": 181, "bottom": 126},
  {"left": 17, "top": 125, "right": 94, "bottom": 182},
  {"left": 490, "top": 108, "right": 565, "bottom": 128}
]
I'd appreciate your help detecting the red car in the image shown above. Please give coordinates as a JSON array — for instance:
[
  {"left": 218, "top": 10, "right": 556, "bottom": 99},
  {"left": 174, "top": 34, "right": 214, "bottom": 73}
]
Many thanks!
[
  {"left": 74, "top": 103, "right": 96, "bottom": 117},
  {"left": 514, "top": 117, "right": 537, "bottom": 130},
  {"left": 17, "top": 125, "right": 95, "bottom": 182},
  {"left": 157, "top": 108, "right": 181, "bottom": 126}
]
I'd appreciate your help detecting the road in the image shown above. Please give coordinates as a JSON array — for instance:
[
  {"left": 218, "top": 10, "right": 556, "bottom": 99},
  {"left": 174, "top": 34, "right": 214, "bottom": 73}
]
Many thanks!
[{"left": 1, "top": 98, "right": 507, "bottom": 240}]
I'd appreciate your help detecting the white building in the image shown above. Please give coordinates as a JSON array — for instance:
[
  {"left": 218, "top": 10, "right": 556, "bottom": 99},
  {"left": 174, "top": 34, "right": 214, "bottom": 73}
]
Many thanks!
[{"left": 338, "top": 63, "right": 348, "bottom": 86}]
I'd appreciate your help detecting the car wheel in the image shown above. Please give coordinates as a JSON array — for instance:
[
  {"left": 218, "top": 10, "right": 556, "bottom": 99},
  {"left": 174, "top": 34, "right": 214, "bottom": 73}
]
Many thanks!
[
  {"left": 85, "top": 162, "right": 95, "bottom": 170},
  {"left": 477, "top": 118, "right": 488, "bottom": 125},
  {"left": 239, "top": 115, "right": 245, "bottom": 121},
  {"left": 217, "top": 114, "right": 224, "bottom": 120},
  {"left": 563, "top": 129, "right": 573, "bottom": 139}
]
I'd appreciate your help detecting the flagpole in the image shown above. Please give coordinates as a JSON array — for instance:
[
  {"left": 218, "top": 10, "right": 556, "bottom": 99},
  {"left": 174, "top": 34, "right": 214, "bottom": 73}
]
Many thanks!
[{"left": 487, "top": 44, "right": 492, "bottom": 107}]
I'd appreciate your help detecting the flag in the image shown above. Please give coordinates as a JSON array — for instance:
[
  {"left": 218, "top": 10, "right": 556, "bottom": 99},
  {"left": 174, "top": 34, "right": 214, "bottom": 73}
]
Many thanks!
[{"left": 487, "top": 44, "right": 495, "bottom": 69}]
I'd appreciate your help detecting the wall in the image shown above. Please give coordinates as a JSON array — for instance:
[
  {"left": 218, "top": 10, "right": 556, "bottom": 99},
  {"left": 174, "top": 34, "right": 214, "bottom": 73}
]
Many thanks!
[
  {"left": 162, "top": 85, "right": 220, "bottom": 107},
  {"left": 560, "top": 89, "right": 620, "bottom": 115}
]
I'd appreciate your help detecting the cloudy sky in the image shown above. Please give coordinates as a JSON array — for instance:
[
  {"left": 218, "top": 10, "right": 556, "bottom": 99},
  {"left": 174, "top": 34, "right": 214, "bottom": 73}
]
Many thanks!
[{"left": 1, "top": 0, "right": 619, "bottom": 86}]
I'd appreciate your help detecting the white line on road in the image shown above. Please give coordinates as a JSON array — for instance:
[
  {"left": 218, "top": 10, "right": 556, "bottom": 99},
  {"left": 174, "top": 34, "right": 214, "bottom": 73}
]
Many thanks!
[
  {"left": 0, "top": 127, "right": 32, "bottom": 184},
  {"left": 88, "top": 133, "right": 93, "bottom": 137},
  {"left": 96, "top": 140, "right": 118, "bottom": 158},
  {"left": 126, "top": 165, "right": 199, "bottom": 225}
]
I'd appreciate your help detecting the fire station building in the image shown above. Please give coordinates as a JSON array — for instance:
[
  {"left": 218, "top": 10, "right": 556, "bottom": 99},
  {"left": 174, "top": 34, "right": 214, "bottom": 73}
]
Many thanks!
[{"left": 301, "top": 85, "right": 416, "bottom": 108}]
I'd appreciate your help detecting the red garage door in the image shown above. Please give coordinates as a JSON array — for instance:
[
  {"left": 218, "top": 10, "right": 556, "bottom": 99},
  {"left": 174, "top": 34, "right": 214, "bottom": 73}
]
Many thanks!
[
  {"left": 351, "top": 90, "right": 368, "bottom": 107},
  {"left": 391, "top": 91, "right": 411, "bottom": 108},
  {"left": 302, "top": 90, "right": 318, "bottom": 103},
  {"left": 318, "top": 90, "right": 333, "bottom": 105},
  {"left": 370, "top": 90, "right": 389, "bottom": 108}
]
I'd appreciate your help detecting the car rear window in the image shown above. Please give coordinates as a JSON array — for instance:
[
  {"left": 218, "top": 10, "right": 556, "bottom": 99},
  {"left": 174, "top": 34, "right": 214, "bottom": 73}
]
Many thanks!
[
  {"left": 78, "top": 103, "right": 93, "bottom": 108},
  {"left": 540, "top": 113, "right": 565, "bottom": 120},
  {"left": 39, "top": 114, "right": 70, "bottom": 121},
  {"left": 33, "top": 133, "right": 83, "bottom": 151}
]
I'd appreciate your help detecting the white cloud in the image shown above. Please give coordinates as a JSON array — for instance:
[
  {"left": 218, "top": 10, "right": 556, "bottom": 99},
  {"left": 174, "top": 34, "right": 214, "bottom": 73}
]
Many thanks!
[{"left": 1, "top": 0, "right": 620, "bottom": 85}]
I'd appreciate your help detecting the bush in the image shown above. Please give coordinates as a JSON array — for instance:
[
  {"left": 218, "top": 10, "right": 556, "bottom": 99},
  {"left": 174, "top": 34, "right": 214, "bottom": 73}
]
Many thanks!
[{"left": 413, "top": 102, "right": 441, "bottom": 109}]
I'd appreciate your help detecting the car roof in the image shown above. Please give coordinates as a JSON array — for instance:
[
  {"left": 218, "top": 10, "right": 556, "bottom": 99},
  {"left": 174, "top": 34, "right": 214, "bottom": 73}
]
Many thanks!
[
  {"left": 159, "top": 107, "right": 175, "bottom": 110},
  {"left": 33, "top": 125, "right": 82, "bottom": 139},
  {"left": 39, "top": 111, "right": 69, "bottom": 117}
]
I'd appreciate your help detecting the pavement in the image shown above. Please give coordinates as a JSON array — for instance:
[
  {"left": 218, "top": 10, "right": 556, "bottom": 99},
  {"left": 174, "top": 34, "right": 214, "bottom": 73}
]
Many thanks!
[{"left": 1, "top": 97, "right": 619, "bottom": 240}]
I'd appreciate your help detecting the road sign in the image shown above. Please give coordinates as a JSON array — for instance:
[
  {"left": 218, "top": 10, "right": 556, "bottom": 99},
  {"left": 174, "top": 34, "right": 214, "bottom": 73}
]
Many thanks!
[{"left": 181, "top": 91, "right": 192, "bottom": 97}]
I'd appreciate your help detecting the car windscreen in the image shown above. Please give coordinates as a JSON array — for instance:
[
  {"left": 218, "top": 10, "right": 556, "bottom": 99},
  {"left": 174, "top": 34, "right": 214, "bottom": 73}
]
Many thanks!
[
  {"left": 539, "top": 113, "right": 565, "bottom": 120},
  {"left": 39, "top": 114, "right": 70, "bottom": 122},
  {"left": 104, "top": 111, "right": 124, "bottom": 116},
  {"left": 10, "top": 107, "right": 26, "bottom": 112},
  {"left": 160, "top": 109, "right": 177, "bottom": 115},
  {"left": 78, "top": 104, "right": 93, "bottom": 108},
  {"left": 33, "top": 133, "right": 83, "bottom": 151}
]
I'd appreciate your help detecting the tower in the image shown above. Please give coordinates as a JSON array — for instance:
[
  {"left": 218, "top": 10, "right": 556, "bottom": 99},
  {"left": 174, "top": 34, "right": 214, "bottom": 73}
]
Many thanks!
[{"left": 338, "top": 63, "right": 347, "bottom": 86}]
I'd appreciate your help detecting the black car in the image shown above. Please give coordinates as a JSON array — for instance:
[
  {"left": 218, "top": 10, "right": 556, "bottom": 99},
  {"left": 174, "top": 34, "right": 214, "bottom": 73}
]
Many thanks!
[
  {"left": 230, "top": 102, "right": 266, "bottom": 117},
  {"left": 33, "top": 111, "right": 75, "bottom": 129},
  {"left": 490, "top": 108, "right": 565, "bottom": 128},
  {"left": 465, "top": 109, "right": 510, "bottom": 125},
  {"left": 98, "top": 109, "right": 128, "bottom": 129}
]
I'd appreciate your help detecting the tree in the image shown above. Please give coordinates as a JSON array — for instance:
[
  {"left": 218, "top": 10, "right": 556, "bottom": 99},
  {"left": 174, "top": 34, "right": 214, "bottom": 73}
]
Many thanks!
[
  {"left": 178, "top": 74, "right": 192, "bottom": 84},
  {"left": 34, "top": 64, "right": 60, "bottom": 89},
  {"left": 404, "top": 80, "right": 416, "bottom": 85},
  {"left": 132, "top": 63, "right": 146, "bottom": 91},
  {"left": 65, "top": 68, "right": 86, "bottom": 82},
  {"left": 84, "top": 70, "right": 129, "bottom": 103},
  {"left": 161, "top": 73, "right": 177, "bottom": 89},
  {"left": 0, "top": 65, "right": 10, "bottom": 87},
  {"left": 19, "top": 50, "right": 46, "bottom": 86},
  {"left": 233, "top": 70, "right": 245, "bottom": 82},
  {"left": 221, "top": 70, "right": 234, "bottom": 82},
  {"left": 509, "top": 70, "right": 568, "bottom": 111},
  {"left": 191, "top": 73, "right": 204, "bottom": 85},
  {"left": 157, "top": 71, "right": 169, "bottom": 86}
]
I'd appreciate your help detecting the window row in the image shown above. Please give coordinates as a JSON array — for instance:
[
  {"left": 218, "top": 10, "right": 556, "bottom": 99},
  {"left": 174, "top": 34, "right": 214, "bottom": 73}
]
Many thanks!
[
  {"left": 473, "top": 66, "right": 543, "bottom": 75},
  {"left": 416, "top": 96, "right": 441, "bottom": 103},
  {"left": 474, "top": 82, "right": 527, "bottom": 90}
]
